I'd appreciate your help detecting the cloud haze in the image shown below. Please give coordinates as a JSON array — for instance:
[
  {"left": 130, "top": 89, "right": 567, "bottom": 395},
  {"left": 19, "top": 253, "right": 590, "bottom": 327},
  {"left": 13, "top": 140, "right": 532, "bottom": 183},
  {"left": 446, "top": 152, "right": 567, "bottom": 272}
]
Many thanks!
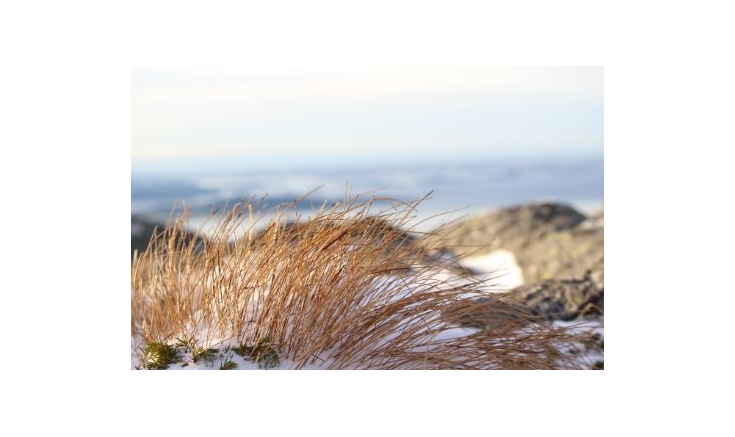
[{"left": 132, "top": 67, "right": 603, "bottom": 169}]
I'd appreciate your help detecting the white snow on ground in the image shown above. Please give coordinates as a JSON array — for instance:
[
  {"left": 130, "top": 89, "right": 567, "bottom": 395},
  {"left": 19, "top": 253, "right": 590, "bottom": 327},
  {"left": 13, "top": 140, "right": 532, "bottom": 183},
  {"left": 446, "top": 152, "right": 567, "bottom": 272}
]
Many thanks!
[
  {"left": 133, "top": 348, "right": 331, "bottom": 370},
  {"left": 457, "top": 250, "right": 524, "bottom": 290},
  {"left": 132, "top": 316, "right": 604, "bottom": 370},
  {"left": 132, "top": 319, "right": 604, "bottom": 369}
]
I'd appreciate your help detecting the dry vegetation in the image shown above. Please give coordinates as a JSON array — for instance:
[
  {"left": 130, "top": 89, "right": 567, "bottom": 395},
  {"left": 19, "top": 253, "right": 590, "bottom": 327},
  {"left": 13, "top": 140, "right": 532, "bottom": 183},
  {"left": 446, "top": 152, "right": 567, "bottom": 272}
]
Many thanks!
[{"left": 131, "top": 194, "right": 586, "bottom": 369}]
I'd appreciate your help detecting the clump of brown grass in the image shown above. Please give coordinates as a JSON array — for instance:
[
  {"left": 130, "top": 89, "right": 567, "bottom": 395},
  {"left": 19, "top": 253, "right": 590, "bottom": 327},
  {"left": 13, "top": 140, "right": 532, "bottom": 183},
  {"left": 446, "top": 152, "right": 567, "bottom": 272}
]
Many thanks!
[{"left": 131, "top": 194, "right": 585, "bottom": 369}]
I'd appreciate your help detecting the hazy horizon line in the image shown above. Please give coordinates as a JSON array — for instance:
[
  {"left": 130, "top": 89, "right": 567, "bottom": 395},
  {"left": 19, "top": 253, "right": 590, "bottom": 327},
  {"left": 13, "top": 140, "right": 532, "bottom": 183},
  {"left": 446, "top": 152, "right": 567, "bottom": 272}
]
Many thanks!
[{"left": 131, "top": 151, "right": 604, "bottom": 177}]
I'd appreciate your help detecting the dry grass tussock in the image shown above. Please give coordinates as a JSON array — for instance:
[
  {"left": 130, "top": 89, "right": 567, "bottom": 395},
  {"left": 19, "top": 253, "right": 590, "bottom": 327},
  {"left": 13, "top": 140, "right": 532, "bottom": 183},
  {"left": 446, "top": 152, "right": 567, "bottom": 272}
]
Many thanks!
[{"left": 131, "top": 194, "right": 586, "bottom": 369}]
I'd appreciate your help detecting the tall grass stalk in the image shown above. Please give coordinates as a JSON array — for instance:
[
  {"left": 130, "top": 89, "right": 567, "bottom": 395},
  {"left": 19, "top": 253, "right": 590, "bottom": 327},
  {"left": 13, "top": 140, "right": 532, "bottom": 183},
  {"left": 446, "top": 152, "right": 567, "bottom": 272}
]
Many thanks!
[{"left": 131, "top": 195, "right": 584, "bottom": 369}]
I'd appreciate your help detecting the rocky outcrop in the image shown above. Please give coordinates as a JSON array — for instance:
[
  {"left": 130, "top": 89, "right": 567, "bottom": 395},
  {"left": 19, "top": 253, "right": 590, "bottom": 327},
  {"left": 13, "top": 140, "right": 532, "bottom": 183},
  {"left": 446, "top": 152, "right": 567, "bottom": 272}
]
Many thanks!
[
  {"left": 425, "top": 202, "right": 604, "bottom": 322},
  {"left": 423, "top": 202, "right": 604, "bottom": 290},
  {"left": 424, "top": 202, "right": 586, "bottom": 254},
  {"left": 506, "top": 274, "right": 603, "bottom": 321}
]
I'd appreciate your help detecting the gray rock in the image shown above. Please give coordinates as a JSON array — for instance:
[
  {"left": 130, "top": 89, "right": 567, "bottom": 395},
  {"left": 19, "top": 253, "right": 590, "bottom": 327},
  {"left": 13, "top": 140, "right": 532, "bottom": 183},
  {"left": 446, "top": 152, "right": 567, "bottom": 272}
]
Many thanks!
[
  {"left": 506, "top": 273, "right": 603, "bottom": 321},
  {"left": 423, "top": 202, "right": 604, "bottom": 289},
  {"left": 424, "top": 202, "right": 586, "bottom": 254},
  {"left": 444, "top": 274, "right": 603, "bottom": 328},
  {"left": 424, "top": 202, "right": 604, "bottom": 322}
]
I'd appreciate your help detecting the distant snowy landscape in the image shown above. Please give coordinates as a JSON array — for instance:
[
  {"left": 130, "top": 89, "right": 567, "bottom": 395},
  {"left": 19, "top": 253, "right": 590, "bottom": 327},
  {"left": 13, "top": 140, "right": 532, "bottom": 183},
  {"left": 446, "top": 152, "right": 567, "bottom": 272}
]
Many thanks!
[{"left": 132, "top": 158, "right": 603, "bottom": 234}]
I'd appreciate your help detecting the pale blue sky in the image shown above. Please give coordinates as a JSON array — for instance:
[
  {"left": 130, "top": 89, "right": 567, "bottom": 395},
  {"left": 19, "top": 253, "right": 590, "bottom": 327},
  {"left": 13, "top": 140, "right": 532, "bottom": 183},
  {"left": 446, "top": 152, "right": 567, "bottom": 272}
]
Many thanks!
[{"left": 132, "top": 67, "right": 603, "bottom": 171}]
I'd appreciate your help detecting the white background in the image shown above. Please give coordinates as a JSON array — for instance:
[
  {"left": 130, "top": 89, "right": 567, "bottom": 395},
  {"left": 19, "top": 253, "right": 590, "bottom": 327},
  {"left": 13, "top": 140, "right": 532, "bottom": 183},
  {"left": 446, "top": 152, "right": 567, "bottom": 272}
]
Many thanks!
[{"left": 1, "top": 1, "right": 733, "bottom": 436}]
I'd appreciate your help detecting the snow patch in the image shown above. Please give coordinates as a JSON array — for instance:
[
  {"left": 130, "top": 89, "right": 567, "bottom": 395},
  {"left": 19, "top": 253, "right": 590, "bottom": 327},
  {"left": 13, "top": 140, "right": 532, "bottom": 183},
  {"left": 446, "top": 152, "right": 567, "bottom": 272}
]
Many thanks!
[{"left": 458, "top": 250, "right": 524, "bottom": 290}]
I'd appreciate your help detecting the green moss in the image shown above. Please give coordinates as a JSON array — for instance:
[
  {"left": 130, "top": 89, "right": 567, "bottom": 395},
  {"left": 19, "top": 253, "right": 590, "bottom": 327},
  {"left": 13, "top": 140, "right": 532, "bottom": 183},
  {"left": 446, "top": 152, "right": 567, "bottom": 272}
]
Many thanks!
[
  {"left": 234, "top": 343, "right": 253, "bottom": 357},
  {"left": 219, "top": 356, "right": 238, "bottom": 370},
  {"left": 175, "top": 337, "right": 197, "bottom": 351},
  {"left": 143, "top": 342, "right": 181, "bottom": 370},
  {"left": 192, "top": 347, "right": 219, "bottom": 364},
  {"left": 235, "top": 338, "right": 280, "bottom": 369}
]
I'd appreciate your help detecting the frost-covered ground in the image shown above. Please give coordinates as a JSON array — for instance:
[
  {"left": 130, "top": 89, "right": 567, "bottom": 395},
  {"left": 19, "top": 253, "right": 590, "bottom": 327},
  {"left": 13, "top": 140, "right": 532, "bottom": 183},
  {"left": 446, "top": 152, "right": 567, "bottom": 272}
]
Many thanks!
[
  {"left": 132, "top": 346, "right": 328, "bottom": 370},
  {"left": 131, "top": 324, "right": 483, "bottom": 370},
  {"left": 131, "top": 321, "right": 603, "bottom": 370}
]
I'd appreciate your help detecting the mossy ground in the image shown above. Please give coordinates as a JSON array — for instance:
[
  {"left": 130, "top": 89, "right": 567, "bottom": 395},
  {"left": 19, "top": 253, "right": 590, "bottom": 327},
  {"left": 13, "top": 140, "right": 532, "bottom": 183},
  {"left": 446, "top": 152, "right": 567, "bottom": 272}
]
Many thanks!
[
  {"left": 143, "top": 342, "right": 181, "bottom": 370},
  {"left": 137, "top": 338, "right": 280, "bottom": 370},
  {"left": 234, "top": 338, "right": 280, "bottom": 369}
]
